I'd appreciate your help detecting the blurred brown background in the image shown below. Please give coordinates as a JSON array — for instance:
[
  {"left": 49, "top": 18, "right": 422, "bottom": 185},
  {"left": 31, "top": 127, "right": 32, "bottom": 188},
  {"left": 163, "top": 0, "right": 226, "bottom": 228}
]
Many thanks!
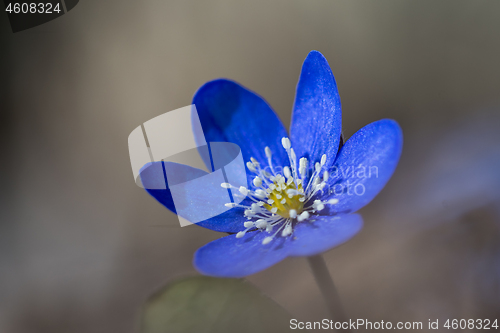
[{"left": 1, "top": 1, "right": 500, "bottom": 332}]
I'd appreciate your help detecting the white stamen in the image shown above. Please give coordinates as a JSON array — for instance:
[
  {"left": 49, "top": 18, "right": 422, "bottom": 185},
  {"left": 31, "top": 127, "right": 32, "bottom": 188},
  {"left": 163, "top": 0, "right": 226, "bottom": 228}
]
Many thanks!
[
  {"left": 321, "top": 154, "right": 327, "bottom": 166},
  {"left": 255, "top": 189, "right": 267, "bottom": 198},
  {"left": 244, "top": 221, "right": 254, "bottom": 228},
  {"left": 267, "top": 199, "right": 274, "bottom": 205},
  {"left": 299, "top": 157, "right": 308, "bottom": 178},
  {"left": 284, "top": 166, "right": 291, "bottom": 179},
  {"left": 246, "top": 161, "right": 256, "bottom": 172},
  {"left": 281, "top": 137, "right": 291, "bottom": 150},
  {"left": 221, "top": 183, "right": 231, "bottom": 189},
  {"left": 236, "top": 231, "right": 245, "bottom": 238},
  {"left": 225, "top": 203, "right": 237, "bottom": 208},
  {"left": 282, "top": 224, "right": 292, "bottom": 237},
  {"left": 280, "top": 198, "right": 286, "bottom": 204},
  {"left": 265, "top": 146, "right": 272, "bottom": 158},
  {"left": 289, "top": 209, "right": 297, "bottom": 219},
  {"left": 250, "top": 157, "right": 260, "bottom": 166},
  {"left": 298, "top": 211, "right": 310, "bottom": 222},
  {"left": 262, "top": 236, "right": 273, "bottom": 245},
  {"left": 253, "top": 177, "right": 262, "bottom": 187},
  {"left": 328, "top": 198, "right": 339, "bottom": 204},
  {"left": 239, "top": 186, "right": 249, "bottom": 196},
  {"left": 323, "top": 170, "right": 329, "bottom": 182},
  {"left": 244, "top": 210, "right": 255, "bottom": 217},
  {"left": 256, "top": 219, "right": 267, "bottom": 228},
  {"left": 271, "top": 207, "right": 278, "bottom": 213}
]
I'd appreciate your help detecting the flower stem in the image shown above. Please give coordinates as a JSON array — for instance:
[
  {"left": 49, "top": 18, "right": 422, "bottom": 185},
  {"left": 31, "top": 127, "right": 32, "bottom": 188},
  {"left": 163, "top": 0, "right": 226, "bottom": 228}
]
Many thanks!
[{"left": 307, "top": 255, "right": 350, "bottom": 331}]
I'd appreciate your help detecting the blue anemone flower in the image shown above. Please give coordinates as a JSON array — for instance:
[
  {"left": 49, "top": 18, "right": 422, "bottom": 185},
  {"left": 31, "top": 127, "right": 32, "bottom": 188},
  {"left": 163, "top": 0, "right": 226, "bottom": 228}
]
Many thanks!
[{"left": 142, "top": 51, "right": 402, "bottom": 278}]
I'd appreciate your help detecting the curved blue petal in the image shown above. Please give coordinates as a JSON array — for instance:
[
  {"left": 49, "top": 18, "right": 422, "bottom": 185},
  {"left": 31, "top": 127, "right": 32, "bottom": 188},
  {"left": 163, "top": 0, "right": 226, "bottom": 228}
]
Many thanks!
[
  {"left": 194, "top": 214, "right": 363, "bottom": 277},
  {"left": 322, "top": 119, "right": 403, "bottom": 215},
  {"left": 290, "top": 51, "right": 342, "bottom": 171},
  {"left": 286, "top": 214, "right": 363, "bottom": 256},
  {"left": 194, "top": 231, "right": 289, "bottom": 278},
  {"left": 140, "top": 161, "right": 250, "bottom": 233},
  {"left": 193, "top": 79, "right": 289, "bottom": 172}
]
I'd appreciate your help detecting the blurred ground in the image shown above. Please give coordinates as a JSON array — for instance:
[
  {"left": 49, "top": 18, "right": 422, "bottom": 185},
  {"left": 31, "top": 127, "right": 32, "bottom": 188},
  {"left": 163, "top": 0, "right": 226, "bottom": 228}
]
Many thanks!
[{"left": 1, "top": 1, "right": 499, "bottom": 332}]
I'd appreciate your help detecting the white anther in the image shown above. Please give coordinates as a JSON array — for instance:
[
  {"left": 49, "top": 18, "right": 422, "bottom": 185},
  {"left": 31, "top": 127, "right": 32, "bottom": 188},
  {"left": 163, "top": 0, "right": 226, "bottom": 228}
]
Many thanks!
[
  {"left": 244, "top": 210, "right": 255, "bottom": 217},
  {"left": 246, "top": 161, "right": 256, "bottom": 172},
  {"left": 253, "top": 177, "right": 262, "bottom": 187},
  {"left": 266, "top": 224, "right": 273, "bottom": 232},
  {"left": 265, "top": 146, "right": 272, "bottom": 158},
  {"left": 315, "top": 162, "right": 321, "bottom": 172},
  {"left": 236, "top": 231, "right": 245, "bottom": 238},
  {"left": 254, "top": 189, "right": 267, "bottom": 198},
  {"left": 244, "top": 221, "right": 254, "bottom": 228},
  {"left": 267, "top": 199, "right": 274, "bottom": 205},
  {"left": 321, "top": 154, "right": 327, "bottom": 166},
  {"left": 271, "top": 207, "right": 278, "bottom": 213},
  {"left": 323, "top": 170, "right": 329, "bottom": 182},
  {"left": 299, "top": 166, "right": 306, "bottom": 178},
  {"left": 281, "top": 137, "right": 291, "bottom": 150},
  {"left": 225, "top": 203, "right": 237, "bottom": 208},
  {"left": 221, "top": 183, "right": 231, "bottom": 189},
  {"left": 284, "top": 166, "right": 291, "bottom": 179},
  {"left": 328, "top": 198, "right": 339, "bottom": 204},
  {"left": 256, "top": 219, "right": 267, "bottom": 228},
  {"left": 262, "top": 236, "right": 273, "bottom": 245},
  {"left": 299, "top": 197, "right": 305, "bottom": 202},
  {"left": 297, "top": 211, "right": 310, "bottom": 222},
  {"left": 289, "top": 209, "right": 297, "bottom": 219},
  {"left": 250, "top": 157, "right": 260, "bottom": 166},
  {"left": 257, "top": 201, "right": 265, "bottom": 206},
  {"left": 280, "top": 198, "right": 286, "bottom": 204},
  {"left": 282, "top": 224, "right": 292, "bottom": 237},
  {"left": 275, "top": 194, "right": 282, "bottom": 199},
  {"left": 299, "top": 157, "right": 308, "bottom": 178},
  {"left": 269, "top": 183, "right": 276, "bottom": 190},
  {"left": 316, "top": 203, "right": 325, "bottom": 211},
  {"left": 239, "top": 186, "right": 249, "bottom": 196},
  {"left": 251, "top": 203, "right": 259, "bottom": 211}
]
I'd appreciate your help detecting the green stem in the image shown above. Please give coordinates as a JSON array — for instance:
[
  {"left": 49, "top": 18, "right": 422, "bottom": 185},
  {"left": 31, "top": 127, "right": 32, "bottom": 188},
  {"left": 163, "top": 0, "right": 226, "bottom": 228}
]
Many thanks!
[{"left": 307, "top": 255, "right": 351, "bottom": 331}]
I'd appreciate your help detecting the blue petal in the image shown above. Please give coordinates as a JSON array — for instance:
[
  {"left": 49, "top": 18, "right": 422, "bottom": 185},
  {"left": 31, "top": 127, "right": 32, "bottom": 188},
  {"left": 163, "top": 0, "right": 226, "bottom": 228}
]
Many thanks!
[
  {"left": 290, "top": 51, "right": 342, "bottom": 170},
  {"left": 140, "top": 161, "right": 250, "bottom": 233},
  {"left": 193, "top": 79, "right": 289, "bottom": 172},
  {"left": 194, "top": 214, "right": 362, "bottom": 277},
  {"left": 323, "top": 119, "right": 403, "bottom": 215},
  {"left": 286, "top": 214, "right": 363, "bottom": 256},
  {"left": 194, "top": 231, "right": 289, "bottom": 278}
]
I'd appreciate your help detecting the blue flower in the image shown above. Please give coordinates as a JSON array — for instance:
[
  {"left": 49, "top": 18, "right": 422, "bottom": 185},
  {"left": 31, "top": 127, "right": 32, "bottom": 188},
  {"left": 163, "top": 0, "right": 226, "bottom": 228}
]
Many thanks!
[{"left": 141, "top": 51, "right": 403, "bottom": 278}]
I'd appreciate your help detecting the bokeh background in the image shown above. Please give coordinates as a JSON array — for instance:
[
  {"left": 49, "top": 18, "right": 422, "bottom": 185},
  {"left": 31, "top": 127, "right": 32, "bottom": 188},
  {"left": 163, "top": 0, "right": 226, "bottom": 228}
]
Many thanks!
[{"left": 1, "top": 0, "right": 500, "bottom": 332}]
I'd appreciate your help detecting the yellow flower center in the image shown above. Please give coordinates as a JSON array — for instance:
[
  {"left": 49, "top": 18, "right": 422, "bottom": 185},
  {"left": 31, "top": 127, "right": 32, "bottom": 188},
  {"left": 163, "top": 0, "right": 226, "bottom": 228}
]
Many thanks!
[{"left": 264, "top": 181, "right": 305, "bottom": 218}]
